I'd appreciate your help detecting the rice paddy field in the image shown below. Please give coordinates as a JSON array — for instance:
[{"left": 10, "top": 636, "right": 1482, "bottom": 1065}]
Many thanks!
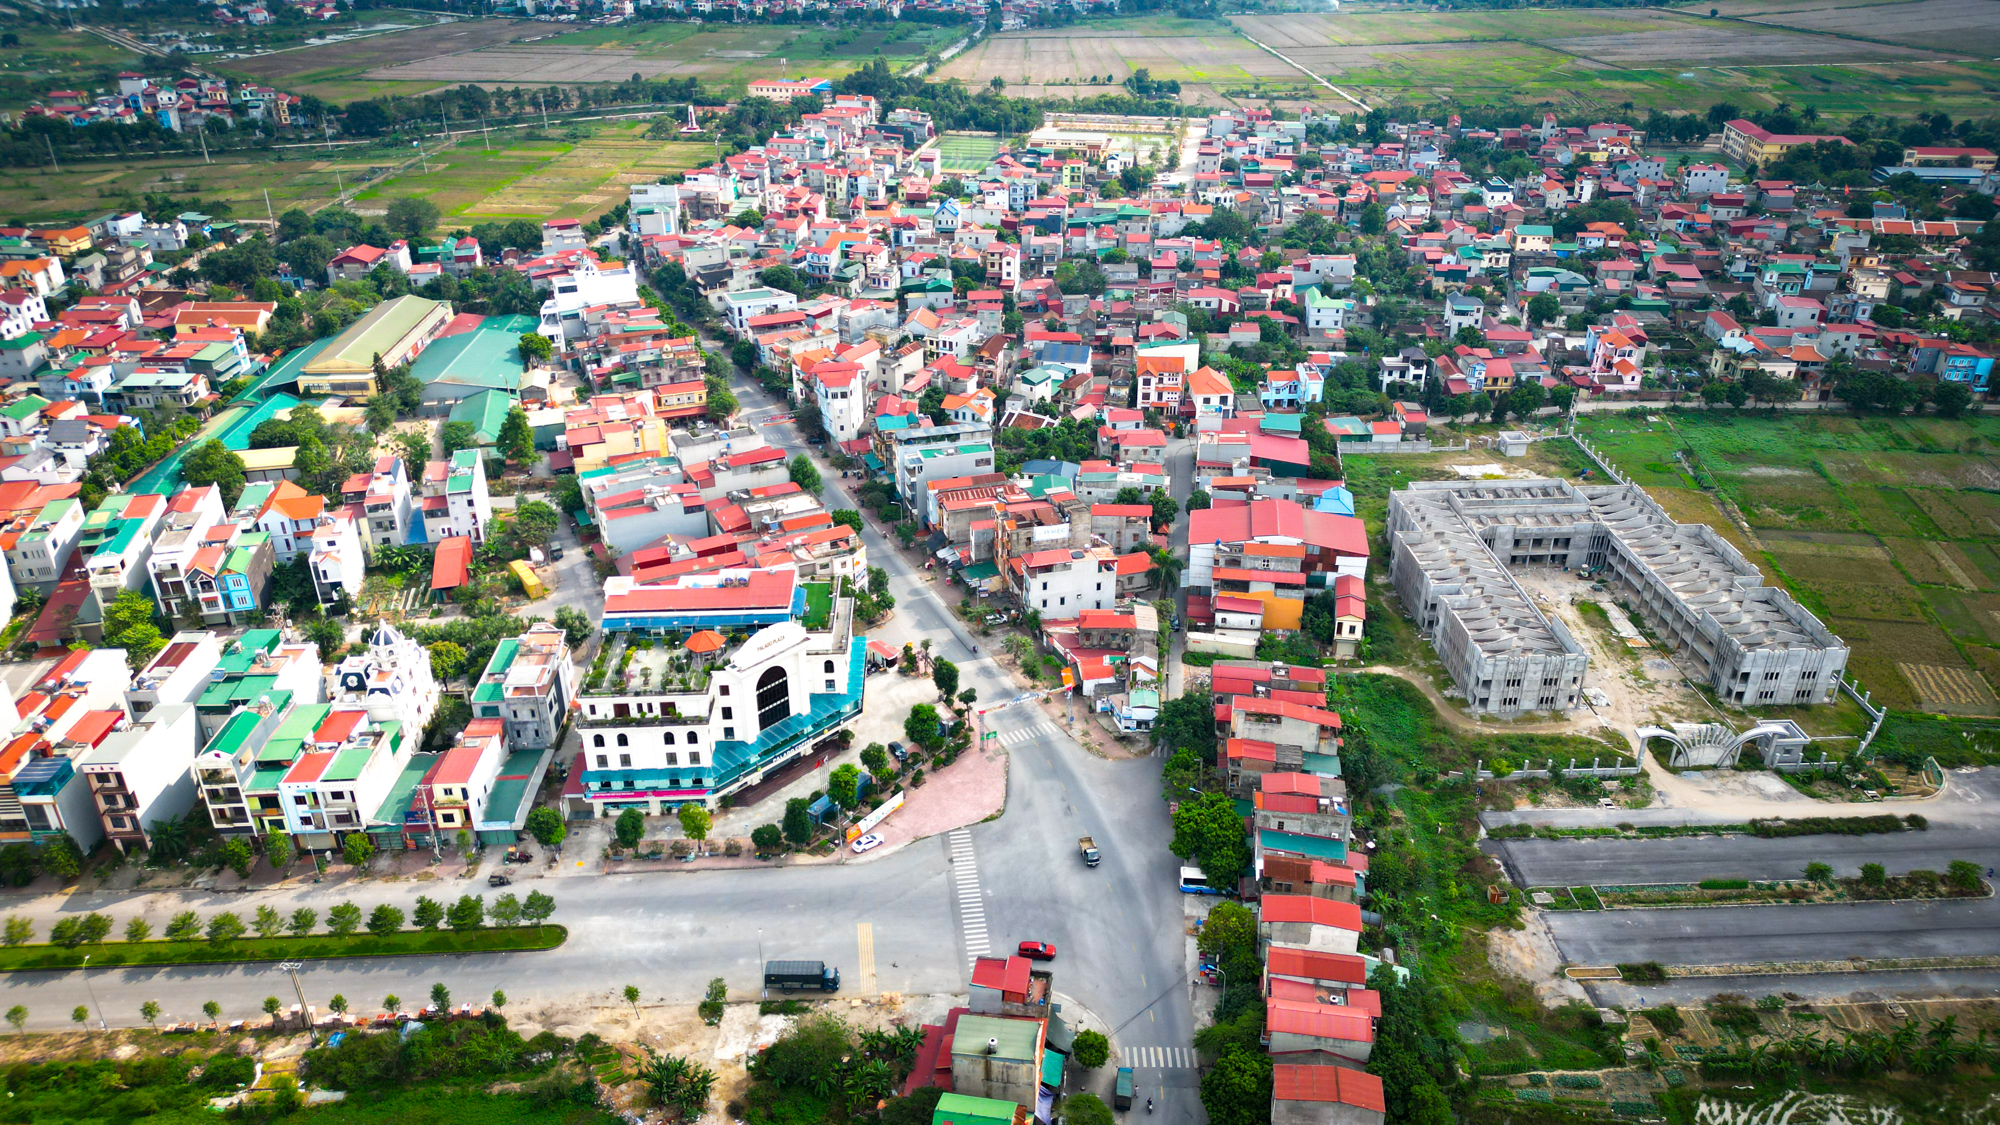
[
  {"left": 1574, "top": 411, "right": 2000, "bottom": 717},
  {"left": 939, "top": 4, "right": 2000, "bottom": 116},
  {"left": 0, "top": 120, "right": 711, "bottom": 225},
  {"left": 1230, "top": 4, "right": 2000, "bottom": 116},
  {"left": 221, "top": 17, "right": 543, "bottom": 103}
]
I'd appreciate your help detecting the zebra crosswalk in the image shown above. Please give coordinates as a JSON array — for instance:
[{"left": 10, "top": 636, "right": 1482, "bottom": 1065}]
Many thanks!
[
  {"left": 1120, "top": 1046, "right": 1198, "bottom": 1070},
  {"left": 995, "top": 721, "right": 1064, "bottom": 747},
  {"left": 947, "top": 828, "right": 990, "bottom": 965}
]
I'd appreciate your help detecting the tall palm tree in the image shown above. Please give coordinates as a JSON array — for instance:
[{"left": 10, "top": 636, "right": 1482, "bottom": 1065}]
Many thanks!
[{"left": 1147, "top": 547, "right": 1184, "bottom": 593}]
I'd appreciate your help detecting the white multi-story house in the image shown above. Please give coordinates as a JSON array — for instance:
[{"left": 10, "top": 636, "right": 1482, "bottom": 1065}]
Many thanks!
[
  {"left": 146, "top": 484, "right": 227, "bottom": 620},
  {"left": 126, "top": 631, "right": 223, "bottom": 720},
  {"left": 340, "top": 455, "right": 414, "bottom": 553},
  {"left": 3, "top": 495, "right": 82, "bottom": 594},
  {"left": 82, "top": 491, "right": 166, "bottom": 602},
  {"left": 1010, "top": 546, "right": 1123, "bottom": 616},
  {"left": 255, "top": 482, "right": 326, "bottom": 562},
  {"left": 277, "top": 706, "right": 408, "bottom": 851},
  {"left": 331, "top": 621, "right": 440, "bottom": 739},
  {"left": 629, "top": 182, "right": 683, "bottom": 237},
  {"left": 78, "top": 702, "right": 202, "bottom": 853},
  {"left": 469, "top": 622, "right": 575, "bottom": 752},
  {"left": 308, "top": 511, "right": 366, "bottom": 607},
  {"left": 0, "top": 289, "right": 48, "bottom": 339},
  {"left": 417, "top": 450, "right": 493, "bottom": 545},
  {"left": 722, "top": 287, "right": 799, "bottom": 335},
  {"left": 814, "top": 367, "right": 866, "bottom": 444}
]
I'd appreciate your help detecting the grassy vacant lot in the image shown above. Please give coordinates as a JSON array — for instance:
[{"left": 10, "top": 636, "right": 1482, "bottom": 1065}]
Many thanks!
[
  {"left": 0, "top": 120, "right": 710, "bottom": 226},
  {"left": 0, "top": 146, "right": 406, "bottom": 226},
  {"left": 220, "top": 17, "right": 541, "bottom": 99},
  {"left": 355, "top": 121, "right": 713, "bottom": 221},
  {"left": 0, "top": 925, "right": 567, "bottom": 971},
  {"left": 1575, "top": 411, "right": 2000, "bottom": 718},
  {"left": 940, "top": 24, "right": 1288, "bottom": 90}
]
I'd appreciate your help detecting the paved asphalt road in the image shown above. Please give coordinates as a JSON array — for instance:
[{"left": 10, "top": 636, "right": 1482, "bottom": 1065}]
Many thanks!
[
  {"left": 0, "top": 359, "right": 1207, "bottom": 1125},
  {"left": 1543, "top": 896, "right": 2000, "bottom": 967},
  {"left": 1489, "top": 822, "right": 2000, "bottom": 887},
  {"left": 1578, "top": 968, "right": 2000, "bottom": 1009},
  {"left": 1495, "top": 770, "right": 2000, "bottom": 970}
]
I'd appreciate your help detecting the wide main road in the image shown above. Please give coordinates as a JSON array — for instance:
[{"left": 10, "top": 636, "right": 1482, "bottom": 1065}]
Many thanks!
[{"left": 724, "top": 360, "right": 1205, "bottom": 1117}]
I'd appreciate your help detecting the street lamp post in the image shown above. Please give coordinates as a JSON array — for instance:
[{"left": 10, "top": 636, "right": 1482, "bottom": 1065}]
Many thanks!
[
  {"left": 81, "top": 954, "right": 107, "bottom": 1030},
  {"left": 758, "top": 928, "right": 766, "bottom": 999}
]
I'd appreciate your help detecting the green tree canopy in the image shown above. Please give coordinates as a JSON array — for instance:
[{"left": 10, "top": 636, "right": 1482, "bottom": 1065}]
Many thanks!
[{"left": 181, "top": 440, "right": 248, "bottom": 508}]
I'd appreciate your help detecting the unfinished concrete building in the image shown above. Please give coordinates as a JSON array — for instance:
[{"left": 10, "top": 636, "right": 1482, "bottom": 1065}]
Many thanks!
[
  {"left": 1584, "top": 485, "right": 1847, "bottom": 707},
  {"left": 1386, "top": 479, "right": 1848, "bottom": 717},
  {"left": 1385, "top": 481, "right": 1589, "bottom": 719}
]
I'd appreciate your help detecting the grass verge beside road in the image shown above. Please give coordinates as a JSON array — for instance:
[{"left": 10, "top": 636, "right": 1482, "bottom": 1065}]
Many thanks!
[{"left": 0, "top": 925, "right": 567, "bottom": 971}]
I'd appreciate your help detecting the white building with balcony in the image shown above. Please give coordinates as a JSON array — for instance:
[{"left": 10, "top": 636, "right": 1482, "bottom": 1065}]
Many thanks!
[{"left": 78, "top": 702, "right": 201, "bottom": 853}]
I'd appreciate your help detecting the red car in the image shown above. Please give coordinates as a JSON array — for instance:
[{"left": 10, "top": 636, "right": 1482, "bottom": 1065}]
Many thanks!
[{"left": 1017, "top": 941, "right": 1057, "bottom": 961}]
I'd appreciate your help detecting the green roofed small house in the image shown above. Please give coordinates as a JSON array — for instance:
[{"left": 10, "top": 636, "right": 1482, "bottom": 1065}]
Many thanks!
[
  {"left": 191, "top": 629, "right": 325, "bottom": 744},
  {"left": 448, "top": 388, "right": 514, "bottom": 448},
  {"left": 0, "top": 332, "right": 49, "bottom": 382},
  {"left": 932, "top": 1094, "right": 1027, "bottom": 1125},
  {"left": 948, "top": 1015, "right": 1046, "bottom": 1110}
]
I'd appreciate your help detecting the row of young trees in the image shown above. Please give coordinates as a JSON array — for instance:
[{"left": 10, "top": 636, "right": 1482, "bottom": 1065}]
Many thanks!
[{"left": 2, "top": 889, "right": 556, "bottom": 950}]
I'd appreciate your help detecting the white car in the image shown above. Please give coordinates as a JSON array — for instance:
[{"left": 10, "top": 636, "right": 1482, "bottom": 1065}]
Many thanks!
[{"left": 850, "top": 833, "right": 885, "bottom": 854}]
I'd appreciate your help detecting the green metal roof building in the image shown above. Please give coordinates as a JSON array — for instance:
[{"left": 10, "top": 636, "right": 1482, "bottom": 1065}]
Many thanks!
[
  {"left": 448, "top": 388, "right": 514, "bottom": 446},
  {"left": 932, "top": 1094, "right": 1021, "bottom": 1125}
]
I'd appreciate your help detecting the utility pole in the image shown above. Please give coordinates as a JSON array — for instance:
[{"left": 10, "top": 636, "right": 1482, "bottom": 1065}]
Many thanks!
[
  {"left": 279, "top": 961, "right": 311, "bottom": 1040},
  {"left": 197, "top": 119, "right": 211, "bottom": 164},
  {"left": 481, "top": 116, "right": 491, "bottom": 151},
  {"left": 263, "top": 187, "right": 275, "bottom": 229},
  {"left": 334, "top": 168, "right": 345, "bottom": 202},
  {"left": 539, "top": 90, "right": 549, "bottom": 131},
  {"left": 44, "top": 134, "right": 59, "bottom": 173},
  {"left": 82, "top": 948, "right": 107, "bottom": 1020}
]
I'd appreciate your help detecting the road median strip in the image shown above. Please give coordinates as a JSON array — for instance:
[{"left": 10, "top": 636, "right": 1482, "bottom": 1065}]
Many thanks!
[{"left": 0, "top": 925, "right": 567, "bottom": 971}]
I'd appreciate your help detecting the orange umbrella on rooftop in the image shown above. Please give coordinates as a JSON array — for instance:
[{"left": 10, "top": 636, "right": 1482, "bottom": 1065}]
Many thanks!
[{"left": 684, "top": 630, "right": 726, "bottom": 654}]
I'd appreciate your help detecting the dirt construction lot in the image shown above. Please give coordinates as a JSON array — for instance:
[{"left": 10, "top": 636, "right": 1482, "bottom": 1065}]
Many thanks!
[
  {"left": 227, "top": 19, "right": 539, "bottom": 83},
  {"left": 937, "top": 26, "right": 1290, "bottom": 87},
  {"left": 365, "top": 45, "right": 746, "bottom": 84},
  {"left": 1237, "top": 10, "right": 1938, "bottom": 66}
]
